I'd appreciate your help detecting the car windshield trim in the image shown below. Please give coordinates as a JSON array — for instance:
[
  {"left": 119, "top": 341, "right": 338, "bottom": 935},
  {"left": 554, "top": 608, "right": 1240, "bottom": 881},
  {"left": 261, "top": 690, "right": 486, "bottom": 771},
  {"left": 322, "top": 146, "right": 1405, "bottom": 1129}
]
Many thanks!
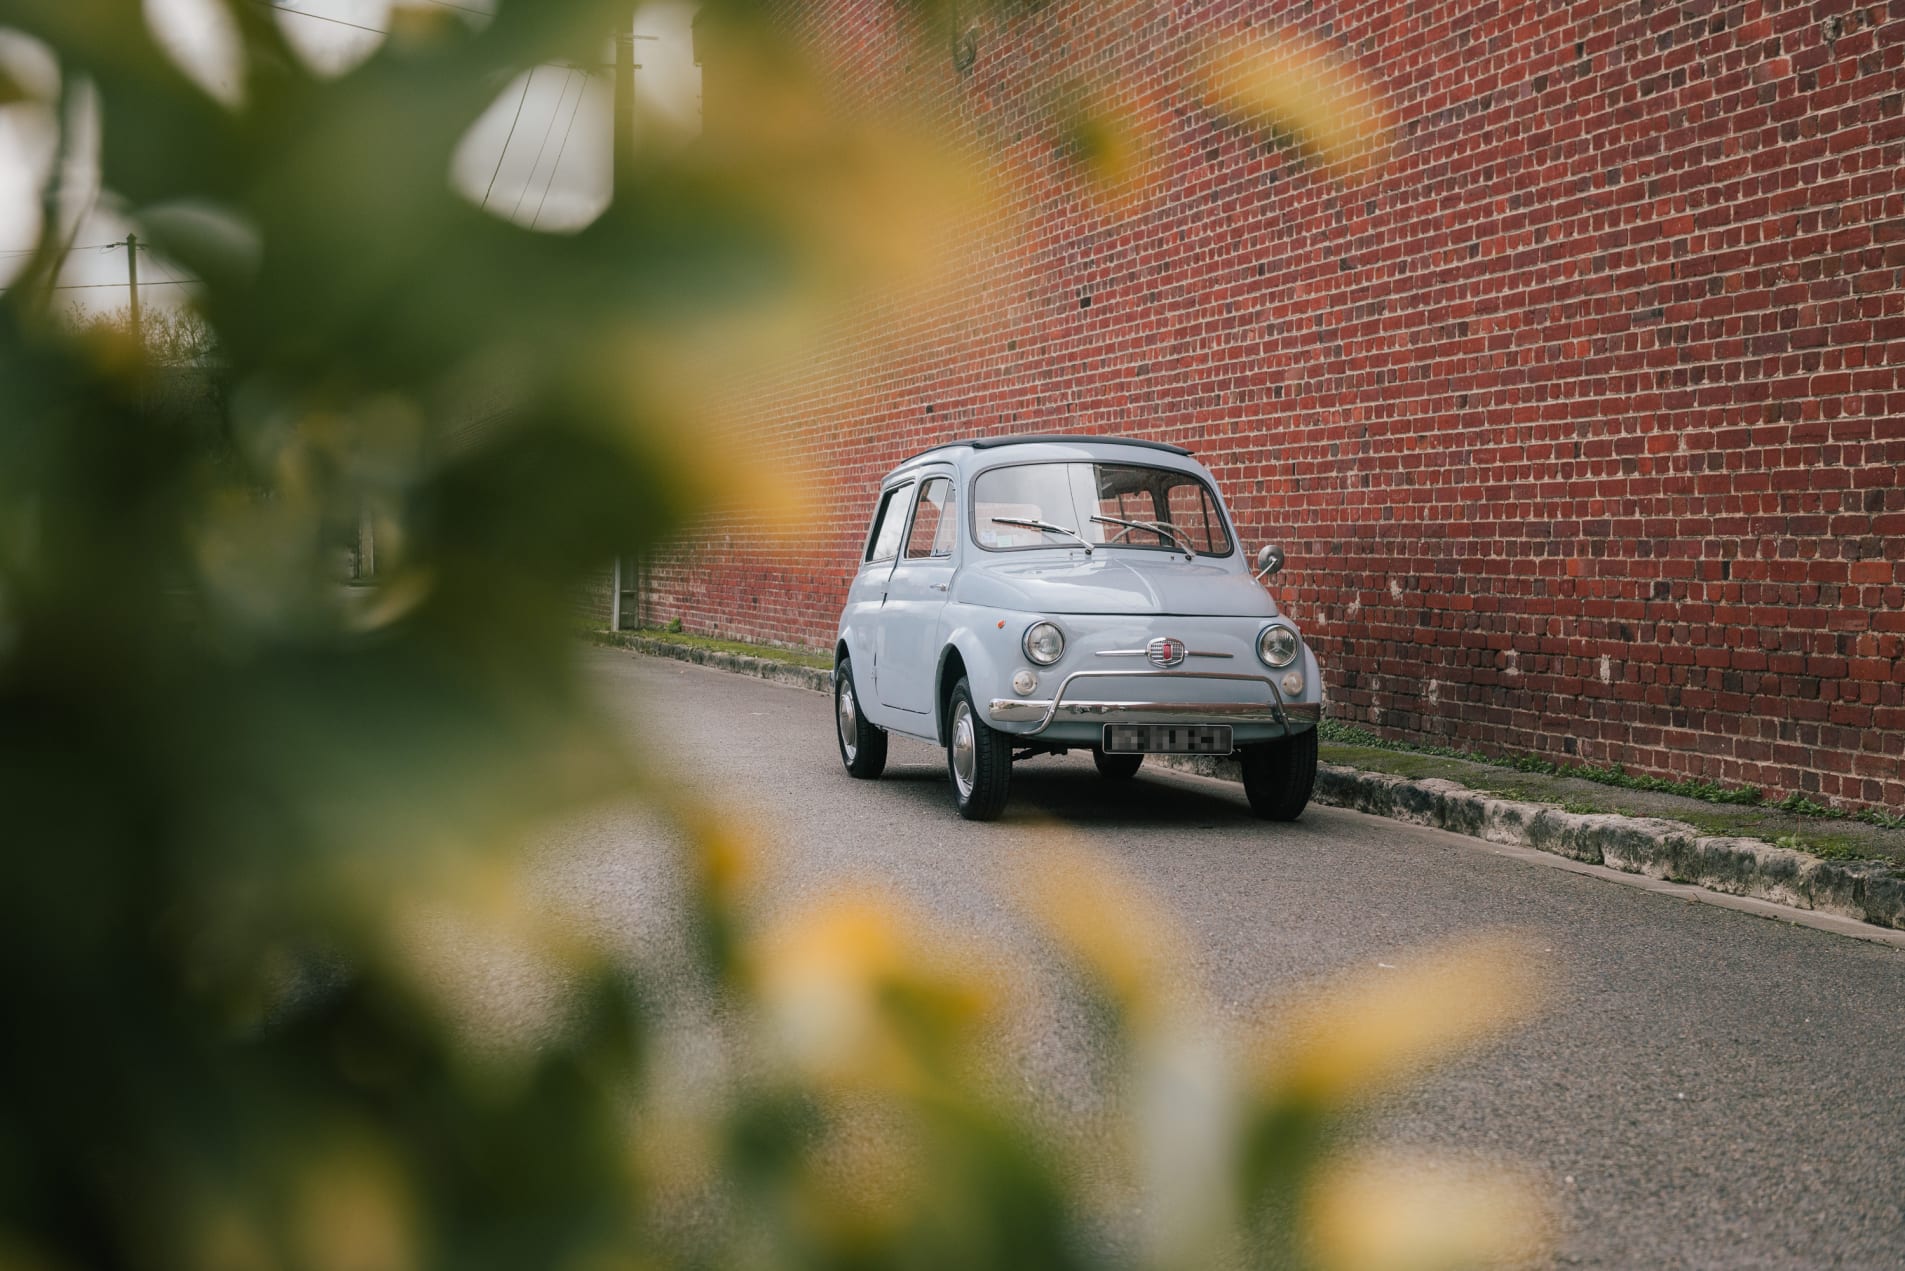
[{"left": 967, "top": 459, "right": 1237, "bottom": 558}]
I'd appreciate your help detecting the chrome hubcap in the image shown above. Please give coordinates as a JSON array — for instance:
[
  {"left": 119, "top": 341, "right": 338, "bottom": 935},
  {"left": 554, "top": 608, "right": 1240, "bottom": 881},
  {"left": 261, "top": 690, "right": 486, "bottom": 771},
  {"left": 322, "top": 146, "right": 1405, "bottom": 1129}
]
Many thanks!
[
  {"left": 950, "top": 700, "right": 976, "bottom": 799},
  {"left": 837, "top": 677, "right": 858, "bottom": 762}
]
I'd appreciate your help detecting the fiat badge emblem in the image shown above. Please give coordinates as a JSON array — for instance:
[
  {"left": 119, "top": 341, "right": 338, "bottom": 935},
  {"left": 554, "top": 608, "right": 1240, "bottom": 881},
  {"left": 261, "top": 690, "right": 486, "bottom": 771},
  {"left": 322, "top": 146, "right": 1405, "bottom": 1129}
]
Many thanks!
[{"left": 1146, "top": 636, "right": 1186, "bottom": 668}]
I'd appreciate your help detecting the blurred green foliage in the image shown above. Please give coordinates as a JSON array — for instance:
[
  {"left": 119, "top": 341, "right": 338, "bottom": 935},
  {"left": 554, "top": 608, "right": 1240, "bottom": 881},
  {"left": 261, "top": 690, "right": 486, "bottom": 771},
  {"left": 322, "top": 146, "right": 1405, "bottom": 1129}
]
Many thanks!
[{"left": 0, "top": 3, "right": 1545, "bottom": 1269}]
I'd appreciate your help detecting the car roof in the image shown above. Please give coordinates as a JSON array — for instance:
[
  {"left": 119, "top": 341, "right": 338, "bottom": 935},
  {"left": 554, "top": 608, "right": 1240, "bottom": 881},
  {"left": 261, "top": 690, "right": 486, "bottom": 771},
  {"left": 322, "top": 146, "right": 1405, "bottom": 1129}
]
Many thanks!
[{"left": 887, "top": 433, "right": 1196, "bottom": 480}]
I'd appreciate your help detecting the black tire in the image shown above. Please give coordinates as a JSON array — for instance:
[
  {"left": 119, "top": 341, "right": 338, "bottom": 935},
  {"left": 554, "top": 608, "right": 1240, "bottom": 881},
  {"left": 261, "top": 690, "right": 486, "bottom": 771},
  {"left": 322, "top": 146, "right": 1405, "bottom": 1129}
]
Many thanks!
[
  {"left": 1092, "top": 748, "right": 1144, "bottom": 780},
  {"left": 834, "top": 658, "right": 888, "bottom": 779},
  {"left": 946, "top": 677, "right": 1011, "bottom": 820},
  {"left": 1240, "top": 727, "right": 1318, "bottom": 820}
]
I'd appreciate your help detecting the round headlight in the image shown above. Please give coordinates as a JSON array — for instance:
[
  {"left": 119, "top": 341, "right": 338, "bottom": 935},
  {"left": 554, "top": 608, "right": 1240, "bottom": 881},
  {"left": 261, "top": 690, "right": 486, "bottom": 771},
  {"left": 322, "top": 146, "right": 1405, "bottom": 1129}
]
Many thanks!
[
  {"left": 1023, "top": 621, "right": 1065, "bottom": 665},
  {"left": 1258, "top": 625, "right": 1299, "bottom": 668}
]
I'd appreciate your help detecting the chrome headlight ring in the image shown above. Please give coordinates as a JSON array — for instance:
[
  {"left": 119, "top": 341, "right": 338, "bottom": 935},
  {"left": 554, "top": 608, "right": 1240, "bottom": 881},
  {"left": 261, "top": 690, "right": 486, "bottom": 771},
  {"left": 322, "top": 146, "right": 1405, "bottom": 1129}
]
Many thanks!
[
  {"left": 1257, "top": 623, "right": 1300, "bottom": 669},
  {"left": 1023, "top": 620, "right": 1065, "bottom": 665}
]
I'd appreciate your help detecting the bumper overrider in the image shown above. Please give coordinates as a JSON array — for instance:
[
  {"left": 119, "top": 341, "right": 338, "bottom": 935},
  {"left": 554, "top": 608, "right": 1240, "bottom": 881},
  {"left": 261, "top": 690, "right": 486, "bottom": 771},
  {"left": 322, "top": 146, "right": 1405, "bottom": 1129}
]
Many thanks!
[{"left": 987, "top": 668, "right": 1322, "bottom": 735}]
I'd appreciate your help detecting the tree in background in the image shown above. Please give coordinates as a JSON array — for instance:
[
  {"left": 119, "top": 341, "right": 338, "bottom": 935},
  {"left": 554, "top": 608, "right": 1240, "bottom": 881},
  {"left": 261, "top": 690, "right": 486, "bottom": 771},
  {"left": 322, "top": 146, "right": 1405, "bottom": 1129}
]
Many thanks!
[{"left": 0, "top": 2, "right": 1548, "bottom": 1268}]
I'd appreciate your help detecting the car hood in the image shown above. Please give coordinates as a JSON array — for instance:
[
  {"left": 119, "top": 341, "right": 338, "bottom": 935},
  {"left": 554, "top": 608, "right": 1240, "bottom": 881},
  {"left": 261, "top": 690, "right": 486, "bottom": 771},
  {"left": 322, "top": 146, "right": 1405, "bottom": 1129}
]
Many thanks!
[{"left": 955, "top": 554, "right": 1279, "bottom": 617}]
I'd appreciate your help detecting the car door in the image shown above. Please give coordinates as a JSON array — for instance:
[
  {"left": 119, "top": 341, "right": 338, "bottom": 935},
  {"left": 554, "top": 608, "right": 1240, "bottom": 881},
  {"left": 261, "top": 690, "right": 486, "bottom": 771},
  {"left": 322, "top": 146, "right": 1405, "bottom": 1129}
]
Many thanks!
[
  {"left": 876, "top": 473, "right": 957, "bottom": 715},
  {"left": 844, "top": 480, "right": 913, "bottom": 711}
]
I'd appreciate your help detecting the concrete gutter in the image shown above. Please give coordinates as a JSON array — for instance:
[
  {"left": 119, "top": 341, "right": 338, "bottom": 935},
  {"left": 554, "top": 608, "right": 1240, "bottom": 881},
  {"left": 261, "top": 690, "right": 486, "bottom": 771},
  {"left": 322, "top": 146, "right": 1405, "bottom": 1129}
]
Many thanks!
[{"left": 597, "top": 632, "right": 1905, "bottom": 935}]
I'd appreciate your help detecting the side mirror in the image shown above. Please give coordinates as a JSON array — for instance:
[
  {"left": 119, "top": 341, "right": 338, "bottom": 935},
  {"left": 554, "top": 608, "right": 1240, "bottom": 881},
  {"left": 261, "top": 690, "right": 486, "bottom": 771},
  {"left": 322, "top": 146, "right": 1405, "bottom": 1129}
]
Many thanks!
[{"left": 1255, "top": 544, "right": 1285, "bottom": 579}]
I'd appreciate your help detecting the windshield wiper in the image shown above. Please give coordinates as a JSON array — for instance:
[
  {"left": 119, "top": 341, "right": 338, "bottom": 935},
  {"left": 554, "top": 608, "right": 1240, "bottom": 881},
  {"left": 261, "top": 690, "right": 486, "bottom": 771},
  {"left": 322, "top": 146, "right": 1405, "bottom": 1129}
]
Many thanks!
[
  {"left": 1090, "top": 515, "right": 1195, "bottom": 560},
  {"left": 991, "top": 516, "right": 1093, "bottom": 556}
]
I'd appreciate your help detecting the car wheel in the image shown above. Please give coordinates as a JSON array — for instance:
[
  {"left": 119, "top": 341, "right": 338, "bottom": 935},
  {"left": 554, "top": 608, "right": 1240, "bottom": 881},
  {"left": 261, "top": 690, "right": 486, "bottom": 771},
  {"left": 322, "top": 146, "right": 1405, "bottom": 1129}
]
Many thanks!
[
  {"left": 946, "top": 677, "right": 1011, "bottom": 821},
  {"left": 834, "top": 658, "right": 888, "bottom": 779},
  {"left": 1240, "top": 727, "right": 1317, "bottom": 820},
  {"left": 1092, "top": 748, "right": 1143, "bottom": 780}
]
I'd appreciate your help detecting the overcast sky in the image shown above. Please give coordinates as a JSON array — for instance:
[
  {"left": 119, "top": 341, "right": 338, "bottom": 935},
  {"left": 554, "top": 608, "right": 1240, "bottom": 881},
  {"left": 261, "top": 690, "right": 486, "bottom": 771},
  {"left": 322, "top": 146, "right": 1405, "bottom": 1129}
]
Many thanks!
[{"left": 0, "top": 0, "right": 700, "bottom": 309}]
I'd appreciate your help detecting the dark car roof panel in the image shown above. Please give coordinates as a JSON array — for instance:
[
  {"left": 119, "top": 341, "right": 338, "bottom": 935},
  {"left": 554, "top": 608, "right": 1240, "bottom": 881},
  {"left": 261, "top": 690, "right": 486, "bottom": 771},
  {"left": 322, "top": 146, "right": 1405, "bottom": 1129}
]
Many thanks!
[{"left": 896, "top": 433, "right": 1194, "bottom": 467}]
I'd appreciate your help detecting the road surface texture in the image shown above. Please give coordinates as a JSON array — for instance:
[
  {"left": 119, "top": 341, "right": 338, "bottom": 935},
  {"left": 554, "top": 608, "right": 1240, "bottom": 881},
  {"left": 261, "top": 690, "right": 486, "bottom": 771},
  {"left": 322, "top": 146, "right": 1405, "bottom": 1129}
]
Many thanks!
[{"left": 540, "top": 649, "right": 1905, "bottom": 1269}]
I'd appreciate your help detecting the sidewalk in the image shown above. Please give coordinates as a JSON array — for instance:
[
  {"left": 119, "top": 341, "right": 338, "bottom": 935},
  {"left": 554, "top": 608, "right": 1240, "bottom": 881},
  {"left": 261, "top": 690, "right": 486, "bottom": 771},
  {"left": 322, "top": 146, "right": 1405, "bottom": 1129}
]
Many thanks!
[{"left": 591, "top": 629, "right": 1905, "bottom": 933}]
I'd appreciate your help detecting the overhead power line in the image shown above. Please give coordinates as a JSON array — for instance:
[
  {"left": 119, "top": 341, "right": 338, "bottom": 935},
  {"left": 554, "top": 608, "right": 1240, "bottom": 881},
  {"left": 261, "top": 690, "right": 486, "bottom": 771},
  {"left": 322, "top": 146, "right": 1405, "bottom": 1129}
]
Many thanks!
[
  {"left": 51, "top": 278, "right": 200, "bottom": 291},
  {"left": 480, "top": 66, "right": 536, "bottom": 209},
  {"left": 261, "top": 2, "right": 389, "bottom": 36},
  {"left": 252, "top": 3, "right": 658, "bottom": 46},
  {"left": 0, "top": 277, "right": 202, "bottom": 295},
  {"left": 512, "top": 67, "right": 578, "bottom": 219},
  {"left": 261, "top": 0, "right": 497, "bottom": 34},
  {"left": 531, "top": 70, "right": 591, "bottom": 230},
  {"left": 0, "top": 242, "right": 123, "bottom": 257}
]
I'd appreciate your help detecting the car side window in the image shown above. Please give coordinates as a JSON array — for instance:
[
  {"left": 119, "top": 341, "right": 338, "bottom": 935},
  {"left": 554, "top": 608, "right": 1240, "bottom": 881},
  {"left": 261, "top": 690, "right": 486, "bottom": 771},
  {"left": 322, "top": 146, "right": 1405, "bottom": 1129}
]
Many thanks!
[
  {"left": 905, "top": 477, "right": 956, "bottom": 559},
  {"left": 865, "top": 483, "right": 913, "bottom": 564}
]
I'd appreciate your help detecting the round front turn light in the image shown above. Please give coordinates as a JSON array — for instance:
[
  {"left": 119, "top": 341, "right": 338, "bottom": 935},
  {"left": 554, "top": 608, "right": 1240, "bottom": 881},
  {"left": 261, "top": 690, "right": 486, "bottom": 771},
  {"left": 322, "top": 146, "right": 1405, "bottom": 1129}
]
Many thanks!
[
  {"left": 1258, "top": 625, "right": 1299, "bottom": 668},
  {"left": 1023, "top": 621, "right": 1065, "bottom": 665},
  {"left": 1012, "top": 669, "right": 1038, "bottom": 696},
  {"left": 1281, "top": 671, "right": 1304, "bottom": 697}
]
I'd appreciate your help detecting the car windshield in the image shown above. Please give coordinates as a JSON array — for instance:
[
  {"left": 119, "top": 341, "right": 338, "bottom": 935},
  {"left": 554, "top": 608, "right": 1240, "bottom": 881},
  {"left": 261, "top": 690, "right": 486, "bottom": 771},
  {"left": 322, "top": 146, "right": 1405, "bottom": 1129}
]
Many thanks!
[{"left": 972, "top": 462, "right": 1232, "bottom": 556}]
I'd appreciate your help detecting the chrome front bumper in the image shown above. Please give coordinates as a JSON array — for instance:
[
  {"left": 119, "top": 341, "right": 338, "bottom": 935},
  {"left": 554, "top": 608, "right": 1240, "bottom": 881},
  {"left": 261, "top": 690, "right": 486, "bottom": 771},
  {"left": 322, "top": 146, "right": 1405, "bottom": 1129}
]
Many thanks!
[{"left": 987, "top": 668, "right": 1322, "bottom": 735}]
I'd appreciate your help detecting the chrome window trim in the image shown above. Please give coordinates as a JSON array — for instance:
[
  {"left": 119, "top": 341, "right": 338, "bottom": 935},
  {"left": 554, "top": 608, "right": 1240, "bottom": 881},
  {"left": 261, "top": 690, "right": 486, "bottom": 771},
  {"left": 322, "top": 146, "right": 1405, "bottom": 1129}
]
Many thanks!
[{"left": 900, "top": 470, "right": 959, "bottom": 561}]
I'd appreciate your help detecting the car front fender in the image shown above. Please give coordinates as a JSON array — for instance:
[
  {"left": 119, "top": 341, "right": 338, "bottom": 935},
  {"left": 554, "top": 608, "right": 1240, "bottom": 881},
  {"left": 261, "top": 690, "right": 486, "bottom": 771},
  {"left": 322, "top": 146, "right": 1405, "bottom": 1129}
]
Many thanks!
[{"left": 935, "top": 607, "right": 1022, "bottom": 745}]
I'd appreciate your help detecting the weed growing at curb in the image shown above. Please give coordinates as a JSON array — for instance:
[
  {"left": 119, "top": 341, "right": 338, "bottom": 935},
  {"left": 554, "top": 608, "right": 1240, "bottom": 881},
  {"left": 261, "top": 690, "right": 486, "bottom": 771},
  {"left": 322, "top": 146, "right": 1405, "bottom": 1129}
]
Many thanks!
[
  {"left": 1774, "top": 791, "right": 1905, "bottom": 832},
  {"left": 599, "top": 627, "right": 834, "bottom": 671}
]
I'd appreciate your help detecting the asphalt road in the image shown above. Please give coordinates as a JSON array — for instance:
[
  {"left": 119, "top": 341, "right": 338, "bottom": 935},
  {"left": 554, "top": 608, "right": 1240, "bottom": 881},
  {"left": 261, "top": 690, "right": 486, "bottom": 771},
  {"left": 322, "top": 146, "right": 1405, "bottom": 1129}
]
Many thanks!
[{"left": 548, "top": 648, "right": 1905, "bottom": 1269}]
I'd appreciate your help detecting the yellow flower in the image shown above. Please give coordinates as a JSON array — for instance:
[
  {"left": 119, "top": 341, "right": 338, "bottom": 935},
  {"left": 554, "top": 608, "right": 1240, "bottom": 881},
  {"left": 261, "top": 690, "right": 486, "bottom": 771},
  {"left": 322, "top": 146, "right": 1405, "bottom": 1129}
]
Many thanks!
[
  {"left": 751, "top": 892, "right": 994, "bottom": 1091},
  {"left": 1016, "top": 839, "right": 1189, "bottom": 1034},
  {"left": 1258, "top": 937, "right": 1543, "bottom": 1108},
  {"left": 1203, "top": 28, "right": 1393, "bottom": 178},
  {"left": 1305, "top": 1151, "right": 1554, "bottom": 1271}
]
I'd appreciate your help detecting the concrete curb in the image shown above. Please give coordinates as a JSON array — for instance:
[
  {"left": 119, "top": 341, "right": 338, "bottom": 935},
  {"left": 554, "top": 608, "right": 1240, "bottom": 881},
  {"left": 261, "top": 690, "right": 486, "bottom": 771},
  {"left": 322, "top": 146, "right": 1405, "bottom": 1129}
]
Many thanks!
[
  {"left": 1157, "top": 754, "right": 1904, "bottom": 932},
  {"left": 593, "top": 630, "right": 833, "bottom": 694},
  {"left": 596, "top": 632, "right": 1904, "bottom": 933}
]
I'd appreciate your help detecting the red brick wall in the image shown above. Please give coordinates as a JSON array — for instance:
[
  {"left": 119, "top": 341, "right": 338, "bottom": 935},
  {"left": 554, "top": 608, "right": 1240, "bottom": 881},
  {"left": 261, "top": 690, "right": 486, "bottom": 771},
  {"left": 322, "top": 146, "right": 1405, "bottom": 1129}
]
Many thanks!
[{"left": 646, "top": 0, "right": 1905, "bottom": 814}]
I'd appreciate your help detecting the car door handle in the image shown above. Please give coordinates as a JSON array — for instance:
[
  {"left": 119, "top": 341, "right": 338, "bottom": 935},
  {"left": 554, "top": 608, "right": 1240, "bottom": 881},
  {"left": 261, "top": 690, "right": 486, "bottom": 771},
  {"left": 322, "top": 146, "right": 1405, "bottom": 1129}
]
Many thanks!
[{"left": 930, "top": 582, "right": 949, "bottom": 591}]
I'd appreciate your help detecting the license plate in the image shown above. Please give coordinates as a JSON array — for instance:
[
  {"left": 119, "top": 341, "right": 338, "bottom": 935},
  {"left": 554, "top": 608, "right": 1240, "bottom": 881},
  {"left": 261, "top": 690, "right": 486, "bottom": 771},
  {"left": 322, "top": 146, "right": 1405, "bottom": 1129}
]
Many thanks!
[{"left": 1102, "top": 724, "right": 1234, "bottom": 754}]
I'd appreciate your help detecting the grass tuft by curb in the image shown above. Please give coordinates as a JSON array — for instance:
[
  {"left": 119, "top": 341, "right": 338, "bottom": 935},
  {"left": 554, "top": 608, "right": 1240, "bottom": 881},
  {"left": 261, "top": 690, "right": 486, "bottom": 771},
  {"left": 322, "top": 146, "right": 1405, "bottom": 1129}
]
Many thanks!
[
  {"left": 596, "top": 626, "right": 833, "bottom": 671},
  {"left": 1317, "top": 719, "right": 1767, "bottom": 805}
]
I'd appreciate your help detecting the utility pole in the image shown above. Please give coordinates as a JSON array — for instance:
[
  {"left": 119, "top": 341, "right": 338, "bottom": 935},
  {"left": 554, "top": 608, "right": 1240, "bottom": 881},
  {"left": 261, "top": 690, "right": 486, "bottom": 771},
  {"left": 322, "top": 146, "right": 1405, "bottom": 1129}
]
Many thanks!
[
  {"left": 608, "top": 24, "right": 660, "bottom": 189},
  {"left": 603, "top": 14, "right": 660, "bottom": 630},
  {"left": 124, "top": 233, "right": 142, "bottom": 343},
  {"left": 609, "top": 15, "right": 636, "bottom": 631},
  {"left": 612, "top": 25, "right": 635, "bottom": 195}
]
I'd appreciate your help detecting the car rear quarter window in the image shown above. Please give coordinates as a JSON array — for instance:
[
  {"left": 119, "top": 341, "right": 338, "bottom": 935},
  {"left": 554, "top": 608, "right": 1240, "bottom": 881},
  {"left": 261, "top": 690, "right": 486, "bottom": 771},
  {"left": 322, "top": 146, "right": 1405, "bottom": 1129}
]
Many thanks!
[
  {"left": 905, "top": 477, "right": 956, "bottom": 559},
  {"left": 865, "top": 483, "right": 913, "bottom": 563}
]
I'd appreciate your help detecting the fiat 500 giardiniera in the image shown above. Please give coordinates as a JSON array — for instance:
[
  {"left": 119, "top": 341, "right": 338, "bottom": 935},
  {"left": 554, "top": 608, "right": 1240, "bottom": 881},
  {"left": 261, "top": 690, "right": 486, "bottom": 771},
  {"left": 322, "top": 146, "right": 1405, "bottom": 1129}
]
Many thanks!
[{"left": 832, "top": 434, "right": 1321, "bottom": 821}]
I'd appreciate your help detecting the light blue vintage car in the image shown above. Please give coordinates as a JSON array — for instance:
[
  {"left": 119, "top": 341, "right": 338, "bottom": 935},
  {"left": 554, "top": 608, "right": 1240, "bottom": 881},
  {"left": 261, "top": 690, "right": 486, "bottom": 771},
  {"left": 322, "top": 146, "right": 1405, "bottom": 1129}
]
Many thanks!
[{"left": 832, "top": 434, "right": 1321, "bottom": 821}]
